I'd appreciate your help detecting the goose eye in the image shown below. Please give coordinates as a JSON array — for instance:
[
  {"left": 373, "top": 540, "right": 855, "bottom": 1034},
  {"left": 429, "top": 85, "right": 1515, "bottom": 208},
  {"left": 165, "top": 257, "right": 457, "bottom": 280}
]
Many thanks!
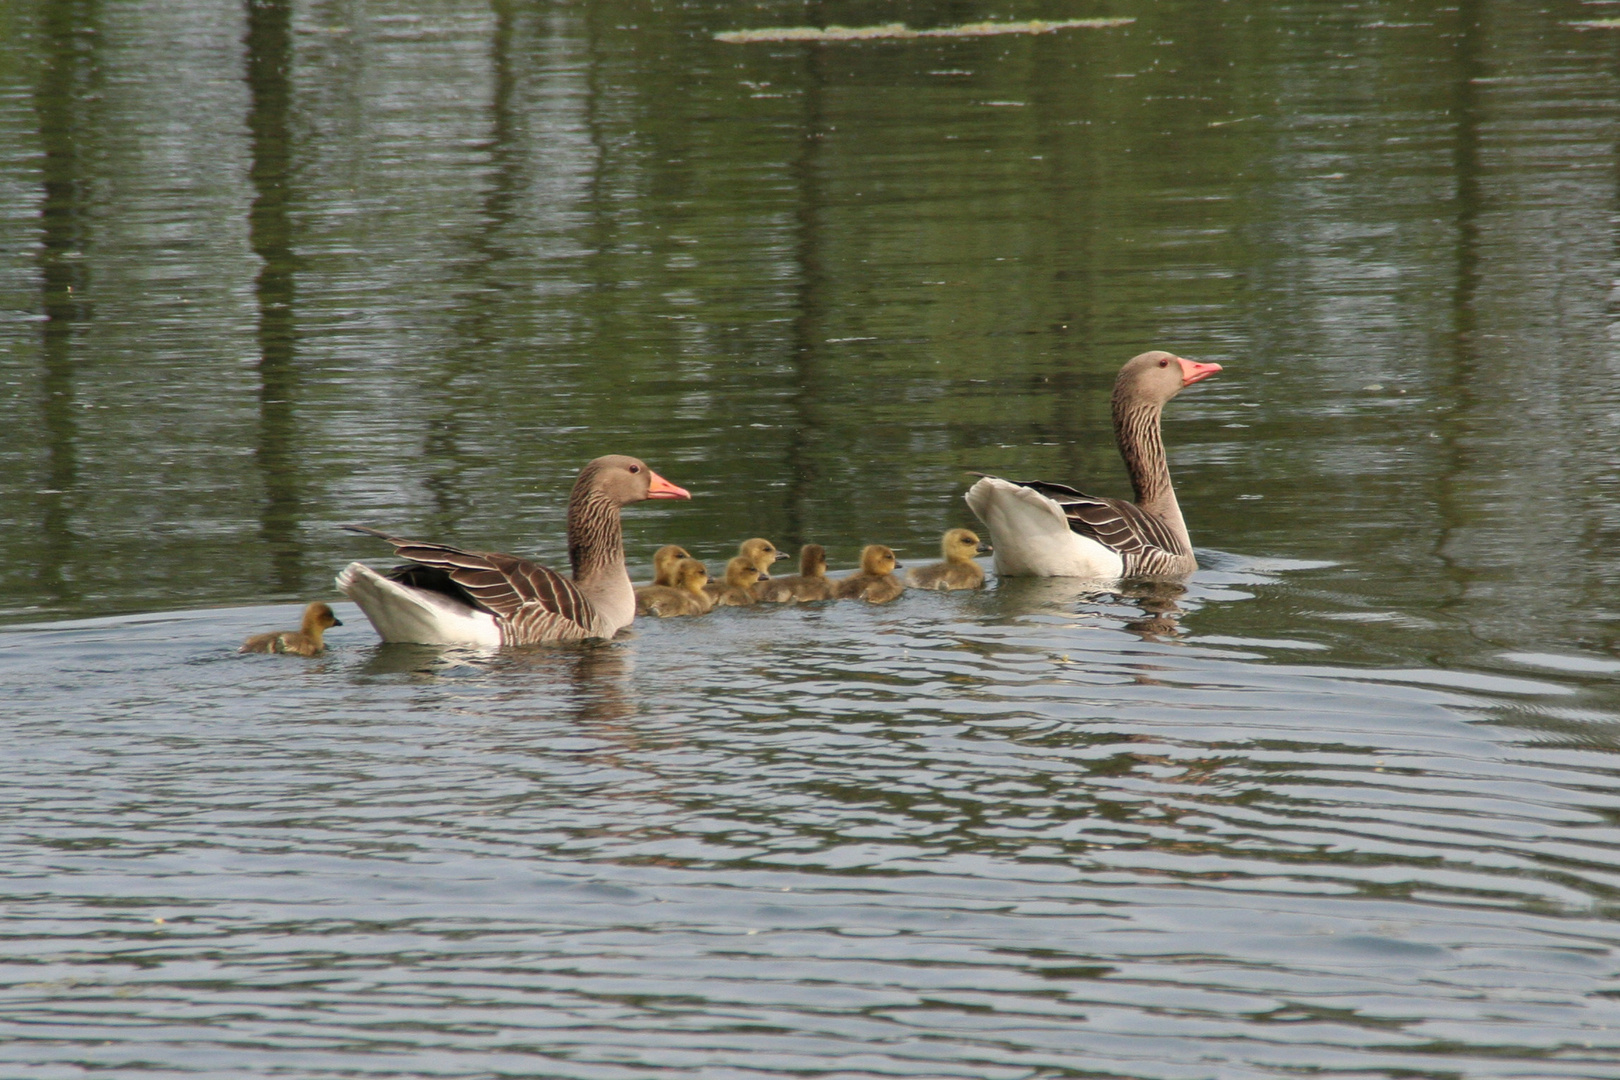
[
  {"left": 1158, "top": 358, "right": 1169, "bottom": 367},
  {"left": 628, "top": 464, "right": 641, "bottom": 473}
]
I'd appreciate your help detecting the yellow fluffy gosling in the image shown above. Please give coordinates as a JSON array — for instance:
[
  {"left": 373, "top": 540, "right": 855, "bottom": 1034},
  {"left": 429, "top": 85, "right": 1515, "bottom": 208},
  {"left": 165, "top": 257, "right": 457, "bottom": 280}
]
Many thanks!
[
  {"left": 705, "top": 537, "right": 785, "bottom": 599},
  {"left": 754, "top": 544, "right": 834, "bottom": 603},
  {"left": 240, "top": 601, "right": 342, "bottom": 657},
  {"left": 906, "top": 528, "right": 990, "bottom": 591},
  {"left": 647, "top": 544, "right": 694, "bottom": 587},
  {"left": 833, "top": 545, "right": 905, "bottom": 604},
  {"left": 712, "top": 556, "right": 766, "bottom": 607},
  {"left": 636, "top": 558, "right": 714, "bottom": 617}
]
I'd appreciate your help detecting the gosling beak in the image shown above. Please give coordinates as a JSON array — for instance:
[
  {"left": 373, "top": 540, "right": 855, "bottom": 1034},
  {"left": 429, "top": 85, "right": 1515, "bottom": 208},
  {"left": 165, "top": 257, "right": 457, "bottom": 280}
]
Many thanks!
[
  {"left": 1175, "top": 357, "right": 1223, "bottom": 387},
  {"left": 773, "top": 550, "right": 788, "bottom": 561},
  {"left": 893, "top": 561, "right": 904, "bottom": 568},
  {"left": 645, "top": 469, "right": 691, "bottom": 499},
  {"left": 976, "top": 542, "right": 993, "bottom": 555},
  {"left": 332, "top": 617, "right": 344, "bottom": 626},
  {"left": 758, "top": 571, "right": 771, "bottom": 580}
]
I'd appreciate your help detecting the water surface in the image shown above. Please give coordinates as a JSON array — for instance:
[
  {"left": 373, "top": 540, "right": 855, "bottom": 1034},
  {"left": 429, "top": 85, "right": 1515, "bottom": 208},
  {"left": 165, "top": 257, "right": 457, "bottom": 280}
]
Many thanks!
[{"left": 2, "top": 2, "right": 1619, "bottom": 1076}]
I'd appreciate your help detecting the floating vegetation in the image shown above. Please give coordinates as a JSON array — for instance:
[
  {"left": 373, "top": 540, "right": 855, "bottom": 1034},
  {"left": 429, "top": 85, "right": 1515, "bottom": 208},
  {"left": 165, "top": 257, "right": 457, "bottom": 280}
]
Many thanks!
[{"left": 715, "top": 18, "right": 1135, "bottom": 45}]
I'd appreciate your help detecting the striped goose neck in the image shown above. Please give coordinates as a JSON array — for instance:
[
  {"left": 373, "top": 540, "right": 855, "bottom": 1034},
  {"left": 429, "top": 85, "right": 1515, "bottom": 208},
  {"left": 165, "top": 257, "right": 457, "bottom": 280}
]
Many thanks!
[
  {"left": 567, "top": 488, "right": 626, "bottom": 585},
  {"left": 1112, "top": 395, "right": 1192, "bottom": 553}
]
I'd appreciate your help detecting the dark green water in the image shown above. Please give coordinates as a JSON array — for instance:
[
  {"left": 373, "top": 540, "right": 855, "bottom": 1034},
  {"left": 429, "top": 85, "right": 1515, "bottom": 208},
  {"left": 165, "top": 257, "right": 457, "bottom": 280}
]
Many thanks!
[{"left": 3, "top": 2, "right": 1619, "bottom": 1077}]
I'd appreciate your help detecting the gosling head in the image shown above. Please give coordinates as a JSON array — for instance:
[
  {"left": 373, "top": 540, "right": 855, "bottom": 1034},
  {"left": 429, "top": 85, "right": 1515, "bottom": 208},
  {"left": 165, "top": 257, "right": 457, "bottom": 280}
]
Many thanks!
[
  {"left": 652, "top": 544, "right": 694, "bottom": 586},
  {"left": 942, "top": 528, "right": 989, "bottom": 563},
  {"left": 724, "top": 555, "right": 765, "bottom": 588},
  {"left": 673, "top": 558, "right": 709, "bottom": 595},
  {"left": 738, "top": 537, "right": 787, "bottom": 572},
  {"left": 859, "top": 544, "right": 900, "bottom": 576},
  {"left": 799, "top": 543, "right": 827, "bottom": 577},
  {"left": 302, "top": 601, "right": 343, "bottom": 634}
]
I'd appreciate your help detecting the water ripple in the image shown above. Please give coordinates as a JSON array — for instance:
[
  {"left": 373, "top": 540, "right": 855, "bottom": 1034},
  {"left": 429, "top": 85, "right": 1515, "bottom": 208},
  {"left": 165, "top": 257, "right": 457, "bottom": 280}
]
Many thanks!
[{"left": 3, "top": 579, "right": 1619, "bottom": 1078}]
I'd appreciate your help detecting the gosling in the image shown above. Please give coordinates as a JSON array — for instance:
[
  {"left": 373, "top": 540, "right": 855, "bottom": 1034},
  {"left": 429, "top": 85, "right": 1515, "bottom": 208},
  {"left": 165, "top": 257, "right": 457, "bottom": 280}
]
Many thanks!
[
  {"left": 906, "top": 528, "right": 991, "bottom": 591},
  {"left": 636, "top": 558, "right": 714, "bottom": 617},
  {"left": 833, "top": 545, "right": 905, "bottom": 604},
  {"left": 636, "top": 544, "right": 695, "bottom": 612},
  {"left": 705, "top": 537, "right": 786, "bottom": 599},
  {"left": 240, "top": 601, "right": 343, "bottom": 656},
  {"left": 754, "top": 544, "right": 834, "bottom": 603},
  {"left": 711, "top": 556, "right": 767, "bottom": 607},
  {"left": 646, "top": 544, "right": 694, "bottom": 587}
]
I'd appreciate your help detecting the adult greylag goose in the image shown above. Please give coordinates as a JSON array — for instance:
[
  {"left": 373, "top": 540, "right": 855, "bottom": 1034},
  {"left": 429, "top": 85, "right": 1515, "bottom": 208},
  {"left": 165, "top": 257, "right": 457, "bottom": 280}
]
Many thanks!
[
  {"left": 703, "top": 537, "right": 786, "bottom": 599},
  {"left": 711, "top": 556, "right": 766, "bottom": 607},
  {"left": 754, "top": 544, "right": 834, "bottom": 603},
  {"left": 635, "top": 558, "right": 713, "bottom": 617},
  {"left": 646, "top": 544, "right": 693, "bottom": 587},
  {"left": 906, "top": 528, "right": 991, "bottom": 591},
  {"left": 965, "top": 351, "right": 1221, "bottom": 579},
  {"left": 335, "top": 455, "right": 690, "bottom": 645},
  {"left": 833, "top": 545, "right": 905, "bottom": 603},
  {"left": 240, "top": 601, "right": 342, "bottom": 656}
]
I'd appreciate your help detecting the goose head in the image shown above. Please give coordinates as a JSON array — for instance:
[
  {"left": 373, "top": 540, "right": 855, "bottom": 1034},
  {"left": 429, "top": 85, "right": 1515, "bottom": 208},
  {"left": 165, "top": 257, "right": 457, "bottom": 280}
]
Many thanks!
[
  {"left": 858, "top": 544, "right": 901, "bottom": 576},
  {"left": 724, "top": 555, "right": 765, "bottom": 589},
  {"left": 941, "top": 528, "right": 990, "bottom": 563},
  {"left": 738, "top": 537, "right": 787, "bottom": 572},
  {"left": 574, "top": 455, "right": 691, "bottom": 505},
  {"left": 1115, "top": 351, "right": 1222, "bottom": 408}
]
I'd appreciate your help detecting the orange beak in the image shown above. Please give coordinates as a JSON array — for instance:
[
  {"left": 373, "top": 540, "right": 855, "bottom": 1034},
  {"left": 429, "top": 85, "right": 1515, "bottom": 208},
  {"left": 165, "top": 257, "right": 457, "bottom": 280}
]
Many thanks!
[
  {"left": 1176, "top": 357, "right": 1223, "bottom": 386},
  {"left": 645, "top": 469, "right": 691, "bottom": 500}
]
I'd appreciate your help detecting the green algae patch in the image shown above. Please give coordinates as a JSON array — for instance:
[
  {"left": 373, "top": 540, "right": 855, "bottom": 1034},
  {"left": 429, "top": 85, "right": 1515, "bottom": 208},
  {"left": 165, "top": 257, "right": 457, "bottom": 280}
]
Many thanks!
[{"left": 715, "top": 18, "right": 1134, "bottom": 44}]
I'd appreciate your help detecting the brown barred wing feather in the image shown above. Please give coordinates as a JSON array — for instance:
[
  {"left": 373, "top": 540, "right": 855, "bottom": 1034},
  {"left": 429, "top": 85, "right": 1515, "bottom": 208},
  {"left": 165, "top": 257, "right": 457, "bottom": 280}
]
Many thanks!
[{"left": 1058, "top": 495, "right": 1189, "bottom": 577}]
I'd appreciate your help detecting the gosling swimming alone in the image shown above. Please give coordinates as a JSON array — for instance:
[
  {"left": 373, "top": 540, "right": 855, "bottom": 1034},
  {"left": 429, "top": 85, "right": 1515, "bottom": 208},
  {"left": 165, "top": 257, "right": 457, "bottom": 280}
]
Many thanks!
[{"left": 240, "top": 601, "right": 343, "bottom": 656}]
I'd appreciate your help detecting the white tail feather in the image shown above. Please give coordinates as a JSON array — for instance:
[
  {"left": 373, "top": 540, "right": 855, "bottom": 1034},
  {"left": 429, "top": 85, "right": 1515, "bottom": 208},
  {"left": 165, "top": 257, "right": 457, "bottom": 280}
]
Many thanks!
[
  {"left": 964, "top": 477, "right": 1124, "bottom": 579},
  {"left": 335, "top": 562, "right": 503, "bottom": 646}
]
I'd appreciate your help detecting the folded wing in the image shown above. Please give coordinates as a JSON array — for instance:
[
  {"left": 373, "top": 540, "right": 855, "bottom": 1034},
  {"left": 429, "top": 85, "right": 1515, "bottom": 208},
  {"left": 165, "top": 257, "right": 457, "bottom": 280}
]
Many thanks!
[
  {"left": 994, "top": 479, "right": 1190, "bottom": 579},
  {"left": 342, "top": 525, "right": 594, "bottom": 642}
]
